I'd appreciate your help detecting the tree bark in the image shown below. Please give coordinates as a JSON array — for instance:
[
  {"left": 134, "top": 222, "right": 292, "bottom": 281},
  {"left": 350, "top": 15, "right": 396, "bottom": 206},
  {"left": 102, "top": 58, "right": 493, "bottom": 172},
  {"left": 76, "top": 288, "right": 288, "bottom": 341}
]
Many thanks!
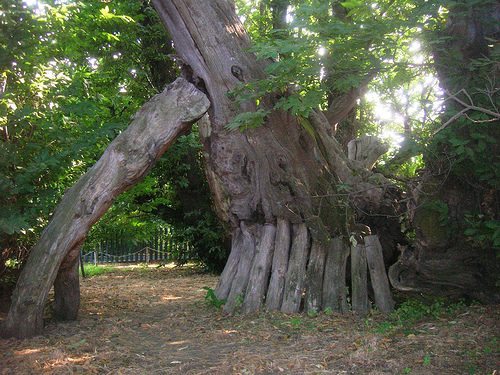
[
  {"left": 323, "top": 237, "right": 350, "bottom": 314},
  {"left": 351, "top": 242, "right": 369, "bottom": 316},
  {"left": 1, "top": 78, "right": 210, "bottom": 339},
  {"left": 265, "top": 218, "right": 291, "bottom": 310},
  {"left": 348, "top": 135, "right": 389, "bottom": 170},
  {"left": 222, "top": 222, "right": 257, "bottom": 315},
  {"left": 52, "top": 242, "right": 83, "bottom": 320},
  {"left": 304, "top": 240, "right": 327, "bottom": 314},
  {"left": 243, "top": 224, "right": 276, "bottom": 313},
  {"left": 280, "top": 223, "right": 310, "bottom": 313},
  {"left": 365, "top": 235, "right": 394, "bottom": 314},
  {"left": 213, "top": 227, "right": 244, "bottom": 302}
]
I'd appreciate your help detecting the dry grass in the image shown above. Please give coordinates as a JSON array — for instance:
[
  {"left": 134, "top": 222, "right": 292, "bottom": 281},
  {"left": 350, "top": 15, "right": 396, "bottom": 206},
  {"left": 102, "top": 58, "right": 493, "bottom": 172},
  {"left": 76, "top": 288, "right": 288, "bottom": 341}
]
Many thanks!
[{"left": 1, "top": 264, "right": 499, "bottom": 374}]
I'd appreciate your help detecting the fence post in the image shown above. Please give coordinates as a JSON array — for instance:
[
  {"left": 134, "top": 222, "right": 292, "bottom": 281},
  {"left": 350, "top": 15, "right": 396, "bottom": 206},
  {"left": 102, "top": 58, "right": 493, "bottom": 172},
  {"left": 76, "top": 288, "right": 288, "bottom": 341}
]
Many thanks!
[
  {"left": 146, "top": 248, "right": 150, "bottom": 264},
  {"left": 159, "top": 228, "right": 164, "bottom": 261}
]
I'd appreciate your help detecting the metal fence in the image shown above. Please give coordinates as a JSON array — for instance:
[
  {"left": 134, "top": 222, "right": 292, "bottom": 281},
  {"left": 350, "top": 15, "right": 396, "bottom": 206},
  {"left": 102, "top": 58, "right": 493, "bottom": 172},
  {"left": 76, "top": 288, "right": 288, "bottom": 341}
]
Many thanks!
[{"left": 80, "top": 228, "right": 190, "bottom": 264}]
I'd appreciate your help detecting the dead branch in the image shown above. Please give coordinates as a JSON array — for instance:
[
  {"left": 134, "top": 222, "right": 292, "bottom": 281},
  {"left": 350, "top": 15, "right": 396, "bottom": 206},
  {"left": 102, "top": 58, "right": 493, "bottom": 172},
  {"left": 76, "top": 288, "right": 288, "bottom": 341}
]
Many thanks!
[{"left": 434, "top": 89, "right": 500, "bottom": 135}]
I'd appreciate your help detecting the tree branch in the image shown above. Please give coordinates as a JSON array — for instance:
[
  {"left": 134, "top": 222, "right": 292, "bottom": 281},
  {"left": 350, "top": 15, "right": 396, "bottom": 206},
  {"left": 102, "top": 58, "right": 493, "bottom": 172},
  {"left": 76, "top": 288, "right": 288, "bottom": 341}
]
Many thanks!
[{"left": 433, "top": 89, "right": 500, "bottom": 135}]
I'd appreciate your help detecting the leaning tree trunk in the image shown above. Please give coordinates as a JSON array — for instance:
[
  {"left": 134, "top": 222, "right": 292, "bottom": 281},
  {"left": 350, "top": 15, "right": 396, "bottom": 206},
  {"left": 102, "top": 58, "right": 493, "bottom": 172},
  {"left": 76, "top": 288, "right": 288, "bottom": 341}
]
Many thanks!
[
  {"left": 153, "top": 0, "right": 398, "bottom": 315},
  {"left": 1, "top": 78, "right": 209, "bottom": 339}
]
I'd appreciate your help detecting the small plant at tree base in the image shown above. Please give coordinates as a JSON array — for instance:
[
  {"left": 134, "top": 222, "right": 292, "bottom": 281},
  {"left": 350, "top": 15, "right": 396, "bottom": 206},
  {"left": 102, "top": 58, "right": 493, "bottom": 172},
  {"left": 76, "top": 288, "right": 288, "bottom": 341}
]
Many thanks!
[
  {"left": 465, "top": 363, "right": 477, "bottom": 374},
  {"left": 235, "top": 294, "right": 244, "bottom": 308},
  {"left": 373, "top": 320, "right": 394, "bottom": 334},
  {"left": 203, "top": 287, "right": 226, "bottom": 309},
  {"left": 5, "top": 259, "right": 21, "bottom": 268},
  {"left": 290, "top": 316, "right": 302, "bottom": 328},
  {"left": 422, "top": 353, "right": 431, "bottom": 366},
  {"left": 307, "top": 309, "right": 318, "bottom": 318},
  {"left": 324, "top": 307, "right": 333, "bottom": 315},
  {"left": 396, "top": 296, "right": 466, "bottom": 324}
]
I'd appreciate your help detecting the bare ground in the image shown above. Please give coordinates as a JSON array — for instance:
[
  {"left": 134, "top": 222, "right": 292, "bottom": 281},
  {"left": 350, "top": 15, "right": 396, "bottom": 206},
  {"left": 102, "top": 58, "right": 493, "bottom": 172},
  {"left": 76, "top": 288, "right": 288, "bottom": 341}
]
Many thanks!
[{"left": 1, "top": 265, "right": 499, "bottom": 375}]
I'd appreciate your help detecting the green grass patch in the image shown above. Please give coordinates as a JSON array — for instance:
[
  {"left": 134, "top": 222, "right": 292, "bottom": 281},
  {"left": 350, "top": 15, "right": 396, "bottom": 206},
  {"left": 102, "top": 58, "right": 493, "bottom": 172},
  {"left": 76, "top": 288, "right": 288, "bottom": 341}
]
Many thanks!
[{"left": 80, "top": 264, "right": 118, "bottom": 277}]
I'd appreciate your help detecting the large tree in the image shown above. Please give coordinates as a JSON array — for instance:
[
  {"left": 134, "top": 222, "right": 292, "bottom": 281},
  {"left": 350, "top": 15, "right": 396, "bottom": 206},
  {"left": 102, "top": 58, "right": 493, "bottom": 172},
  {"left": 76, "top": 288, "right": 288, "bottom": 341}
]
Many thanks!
[
  {"left": 0, "top": 0, "right": 178, "bottom": 288},
  {"left": 2, "top": 77, "right": 209, "bottom": 339},
  {"left": 2, "top": 0, "right": 500, "bottom": 338},
  {"left": 151, "top": 0, "right": 403, "bottom": 316},
  {"left": 149, "top": 0, "right": 500, "bottom": 311}
]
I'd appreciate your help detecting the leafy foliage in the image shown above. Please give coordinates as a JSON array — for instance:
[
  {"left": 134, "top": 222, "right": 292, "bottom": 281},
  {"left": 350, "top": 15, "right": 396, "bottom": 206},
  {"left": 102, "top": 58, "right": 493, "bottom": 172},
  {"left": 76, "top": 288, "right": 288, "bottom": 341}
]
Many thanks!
[
  {"left": 230, "top": 0, "right": 446, "bottom": 141},
  {"left": 0, "top": 0, "right": 178, "bottom": 288},
  {"left": 395, "top": 297, "right": 467, "bottom": 324},
  {"left": 424, "top": 5, "right": 500, "bottom": 254},
  {"left": 232, "top": 1, "right": 499, "bottom": 261},
  {"left": 148, "top": 130, "right": 230, "bottom": 272},
  {"left": 1, "top": 0, "right": 229, "bottom": 285},
  {"left": 203, "top": 286, "right": 226, "bottom": 309}
]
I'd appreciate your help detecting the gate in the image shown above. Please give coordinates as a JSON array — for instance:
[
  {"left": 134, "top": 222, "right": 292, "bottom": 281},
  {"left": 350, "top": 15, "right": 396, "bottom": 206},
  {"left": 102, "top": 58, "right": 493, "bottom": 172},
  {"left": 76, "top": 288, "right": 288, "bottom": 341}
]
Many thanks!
[{"left": 80, "top": 227, "right": 190, "bottom": 264}]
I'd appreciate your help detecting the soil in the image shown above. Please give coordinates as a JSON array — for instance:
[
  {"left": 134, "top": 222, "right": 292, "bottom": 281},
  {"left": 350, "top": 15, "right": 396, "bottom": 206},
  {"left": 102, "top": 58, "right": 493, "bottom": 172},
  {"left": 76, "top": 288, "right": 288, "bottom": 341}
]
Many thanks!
[{"left": 1, "top": 264, "right": 499, "bottom": 375}]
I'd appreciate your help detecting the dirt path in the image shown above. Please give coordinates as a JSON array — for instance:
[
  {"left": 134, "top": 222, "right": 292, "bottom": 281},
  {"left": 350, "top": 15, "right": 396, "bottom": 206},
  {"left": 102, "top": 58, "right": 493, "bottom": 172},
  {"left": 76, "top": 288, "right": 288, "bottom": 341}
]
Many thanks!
[{"left": 1, "top": 265, "right": 499, "bottom": 374}]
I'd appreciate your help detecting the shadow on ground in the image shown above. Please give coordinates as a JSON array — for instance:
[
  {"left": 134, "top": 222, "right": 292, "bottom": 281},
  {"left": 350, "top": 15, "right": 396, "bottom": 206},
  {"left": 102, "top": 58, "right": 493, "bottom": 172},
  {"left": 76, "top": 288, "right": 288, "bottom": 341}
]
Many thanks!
[{"left": 1, "top": 265, "right": 499, "bottom": 374}]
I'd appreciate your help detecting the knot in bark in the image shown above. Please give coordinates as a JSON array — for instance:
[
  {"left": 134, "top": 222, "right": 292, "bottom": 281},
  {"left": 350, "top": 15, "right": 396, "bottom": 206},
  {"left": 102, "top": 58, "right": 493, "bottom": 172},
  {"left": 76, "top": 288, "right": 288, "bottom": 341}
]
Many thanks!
[{"left": 231, "top": 65, "right": 245, "bottom": 82}]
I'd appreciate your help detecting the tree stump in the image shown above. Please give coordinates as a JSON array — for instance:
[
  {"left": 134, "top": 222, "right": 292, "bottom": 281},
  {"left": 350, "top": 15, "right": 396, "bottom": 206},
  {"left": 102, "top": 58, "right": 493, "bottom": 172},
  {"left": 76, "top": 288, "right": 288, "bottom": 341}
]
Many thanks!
[{"left": 348, "top": 135, "right": 389, "bottom": 170}]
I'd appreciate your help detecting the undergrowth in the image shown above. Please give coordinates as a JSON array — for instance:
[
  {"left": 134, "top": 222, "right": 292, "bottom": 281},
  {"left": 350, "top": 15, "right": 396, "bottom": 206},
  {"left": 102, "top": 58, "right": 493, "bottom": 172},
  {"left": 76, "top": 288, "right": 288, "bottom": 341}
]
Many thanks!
[
  {"left": 395, "top": 296, "right": 468, "bottom": 323},
  {"left": 361, "top": 295, "right": 471, "bottom": 334},
  {"left": 203, "top": 286, "right": 226, "bottom": 309}
]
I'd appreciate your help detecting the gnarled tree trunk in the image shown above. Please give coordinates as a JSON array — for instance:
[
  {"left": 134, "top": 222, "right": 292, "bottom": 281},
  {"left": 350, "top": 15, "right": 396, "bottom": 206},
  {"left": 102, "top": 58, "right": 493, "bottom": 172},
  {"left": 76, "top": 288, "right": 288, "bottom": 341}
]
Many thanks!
[
  {"left": 389, "top": 1, "right": 500, "bottom": 303},
  {"left": 152, "top": 0, "right": 398, "bottom": 316},
  {"left": 1, "top": 78, "right": 210, "bottom": 339}
]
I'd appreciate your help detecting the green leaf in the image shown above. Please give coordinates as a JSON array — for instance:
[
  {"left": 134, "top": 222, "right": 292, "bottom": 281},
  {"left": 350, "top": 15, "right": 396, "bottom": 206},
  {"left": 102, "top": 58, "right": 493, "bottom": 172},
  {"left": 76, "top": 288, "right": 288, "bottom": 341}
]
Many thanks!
[
  {"left": 449, "top": 138, "right": 470, "bottom": 147},
  {"left": 100, "top": 6, "right": 114, "bottom": 20},
  {"left": 340, "top": 0, "right": 363, "bottom": 9},
  {"left": 464, "top": 228, "right": 477, "bottom": 236},
  {"left": 226, "top": 109, "right": 270, "bottom": 131}
]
